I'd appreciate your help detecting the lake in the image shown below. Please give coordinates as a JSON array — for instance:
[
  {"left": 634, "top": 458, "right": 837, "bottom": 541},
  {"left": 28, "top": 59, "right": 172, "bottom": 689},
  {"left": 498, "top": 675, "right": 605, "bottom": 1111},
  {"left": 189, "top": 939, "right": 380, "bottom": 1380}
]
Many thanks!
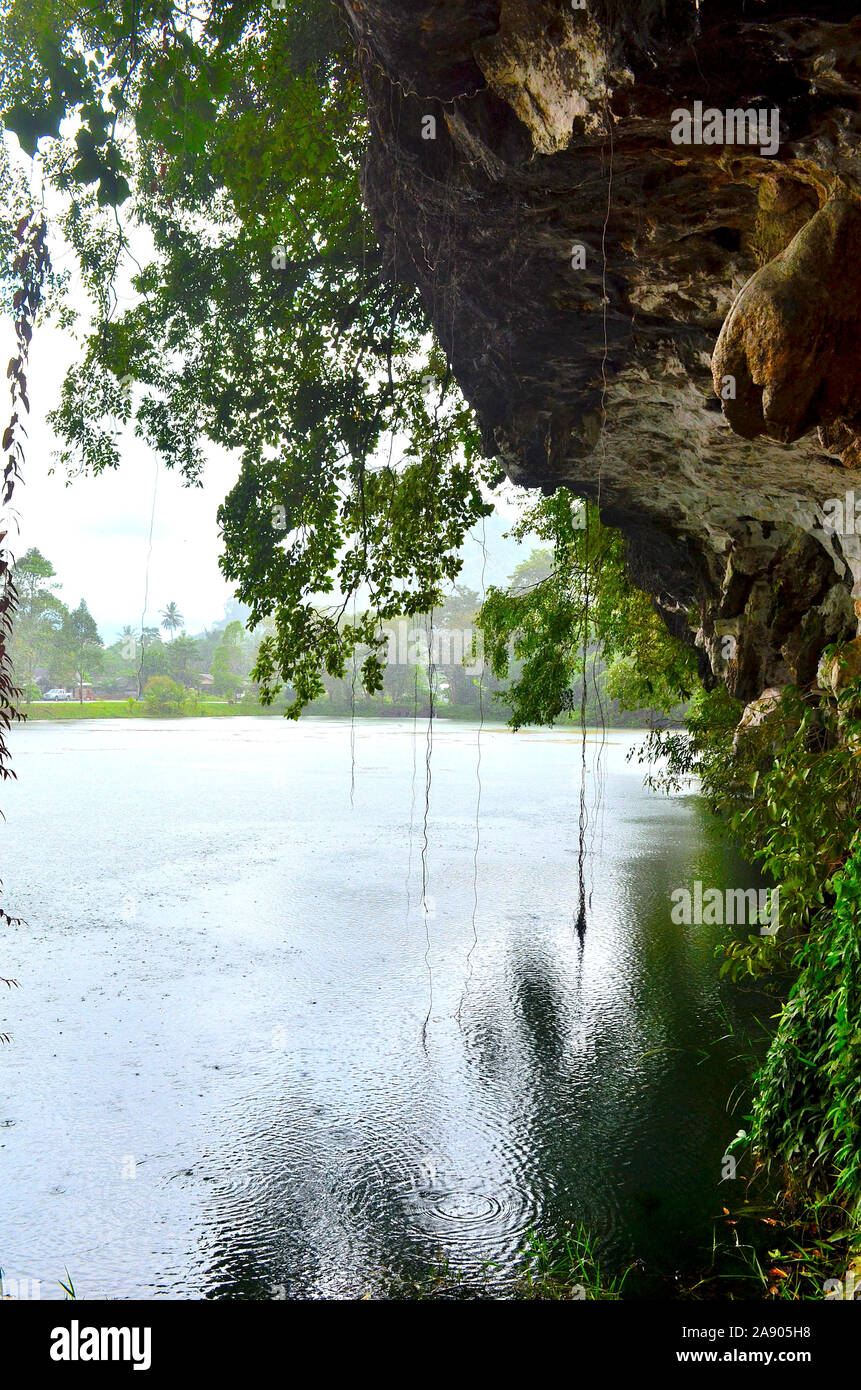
[{"left": 0, "top": 717, "right": 771, "bottom": 1298}]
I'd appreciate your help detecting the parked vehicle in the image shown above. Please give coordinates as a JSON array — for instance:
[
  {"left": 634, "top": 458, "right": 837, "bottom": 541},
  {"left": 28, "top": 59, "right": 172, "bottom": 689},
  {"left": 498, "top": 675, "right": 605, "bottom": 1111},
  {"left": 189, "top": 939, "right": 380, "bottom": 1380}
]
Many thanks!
[{"left": 43, "top": 688, "right": 73, "bottom": 701}]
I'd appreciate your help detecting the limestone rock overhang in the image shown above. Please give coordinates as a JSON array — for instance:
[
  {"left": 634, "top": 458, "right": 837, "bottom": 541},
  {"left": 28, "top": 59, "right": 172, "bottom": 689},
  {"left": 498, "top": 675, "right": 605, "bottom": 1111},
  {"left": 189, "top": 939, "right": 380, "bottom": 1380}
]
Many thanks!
[{"left": 343, "top": 1, "right": 861, "bottom": 701}]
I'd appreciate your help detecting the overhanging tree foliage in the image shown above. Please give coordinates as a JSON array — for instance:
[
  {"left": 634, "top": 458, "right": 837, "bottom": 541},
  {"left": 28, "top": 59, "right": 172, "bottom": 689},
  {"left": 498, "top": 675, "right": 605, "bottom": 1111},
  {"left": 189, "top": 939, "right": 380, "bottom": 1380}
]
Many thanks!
[
  {"left": 0, "top": 0, "right": 500, "bottom": 716},
  {"left": 0, "top": 0, "right": 695, "bottom": 720},
  {"left": 478, "top": 492, "right": 697, "bottom": 728}
]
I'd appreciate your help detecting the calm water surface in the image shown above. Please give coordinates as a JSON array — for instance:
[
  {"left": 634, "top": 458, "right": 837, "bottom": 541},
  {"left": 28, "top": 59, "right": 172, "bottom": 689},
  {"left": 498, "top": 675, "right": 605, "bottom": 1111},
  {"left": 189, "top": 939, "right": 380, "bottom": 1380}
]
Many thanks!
[{"left": 1, "top": 718, "right": 770, "bottom": 1298}]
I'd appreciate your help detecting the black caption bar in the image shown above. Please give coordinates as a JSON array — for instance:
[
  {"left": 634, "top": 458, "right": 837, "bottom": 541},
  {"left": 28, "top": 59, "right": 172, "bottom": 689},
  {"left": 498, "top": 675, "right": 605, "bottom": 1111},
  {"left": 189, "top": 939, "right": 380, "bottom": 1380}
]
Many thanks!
[{"left": 5, "top": 1296, "right": 853, "bottom": 1378}]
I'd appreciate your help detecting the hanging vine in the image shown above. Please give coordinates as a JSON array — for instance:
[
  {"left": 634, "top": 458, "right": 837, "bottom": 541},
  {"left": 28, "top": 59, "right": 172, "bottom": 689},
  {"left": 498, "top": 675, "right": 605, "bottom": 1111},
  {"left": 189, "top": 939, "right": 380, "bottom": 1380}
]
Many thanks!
[{"left": 1, "top": 212, "right": 50, "bottom": 967}]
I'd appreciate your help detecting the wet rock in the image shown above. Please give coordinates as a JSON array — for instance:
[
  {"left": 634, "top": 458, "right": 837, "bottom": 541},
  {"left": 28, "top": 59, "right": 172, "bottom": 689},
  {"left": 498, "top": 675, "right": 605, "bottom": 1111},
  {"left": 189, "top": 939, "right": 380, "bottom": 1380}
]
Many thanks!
[
  {"left": 732, "top": 687, "right": 783, "bottom": 754},
  {"left": 816, "top": 636, "right": 861, "bottom": 699},
  {"left": 713, "top": 198, "right": 861, "bottom": 455},
  {"left": 473, "top": 0, "right": 617, "bottom": 154}
]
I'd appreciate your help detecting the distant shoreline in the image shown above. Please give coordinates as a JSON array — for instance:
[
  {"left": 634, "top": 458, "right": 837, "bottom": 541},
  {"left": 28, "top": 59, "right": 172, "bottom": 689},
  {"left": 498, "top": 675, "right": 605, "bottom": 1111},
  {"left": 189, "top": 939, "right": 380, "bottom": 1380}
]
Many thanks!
[{"left": 17, "top": 699, "right": 684, "bottom": 730}]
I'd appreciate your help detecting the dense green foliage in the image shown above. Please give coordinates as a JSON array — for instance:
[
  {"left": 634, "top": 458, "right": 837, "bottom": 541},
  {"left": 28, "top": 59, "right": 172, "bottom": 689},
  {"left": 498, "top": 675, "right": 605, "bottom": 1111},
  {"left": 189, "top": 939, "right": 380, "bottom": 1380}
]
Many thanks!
[
  {"left": 478, "top": 492, "right": 696, "bottom": 728},
  {"left": 0, "top": 0, "right": 498, "bottom": 716},
  {"left": 9, "top": 546, "right": 263, "bottom": 700},
  {"left": 142, "top": 673, "right": 187, "bottom": 715},
  {"left": 754, "top": 847, "right": 861, "bottom": 1212},
  {"left": 10, "top": 549, "right": 105, "bottom": 699},
  {"left": 10, "top": 548, "right": 67, "bottom": 695},
  {"left": 644, "top": 677, "right": 861, "bottom": 1225}
]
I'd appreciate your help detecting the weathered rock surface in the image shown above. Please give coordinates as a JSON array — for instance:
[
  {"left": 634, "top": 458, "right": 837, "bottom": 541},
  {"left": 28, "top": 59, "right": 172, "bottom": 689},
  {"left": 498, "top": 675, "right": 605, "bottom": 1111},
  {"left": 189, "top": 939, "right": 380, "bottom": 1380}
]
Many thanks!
[
  {"left": 713, "top": 197, "right": 861, "bottom": 457},
  {"left": 343, "top": 1, "right": 861, "bottom": 703},
  {"left": 732, "top": 687, "right": 783, "bottom": 754}
]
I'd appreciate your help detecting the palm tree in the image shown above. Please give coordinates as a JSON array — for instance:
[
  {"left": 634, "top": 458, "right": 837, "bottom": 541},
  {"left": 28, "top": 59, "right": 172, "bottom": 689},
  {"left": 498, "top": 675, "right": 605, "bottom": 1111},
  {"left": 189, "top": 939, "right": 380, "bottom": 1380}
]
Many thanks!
[{"left": 159, "top": 602, "right": 184, "bottom": 639}]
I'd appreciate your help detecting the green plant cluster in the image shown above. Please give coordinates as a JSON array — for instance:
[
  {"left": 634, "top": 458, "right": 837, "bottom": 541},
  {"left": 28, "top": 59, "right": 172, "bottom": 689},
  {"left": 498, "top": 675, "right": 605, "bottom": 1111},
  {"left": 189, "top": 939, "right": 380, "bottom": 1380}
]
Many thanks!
[
  {"left": 753, "top": 845, "right": 861, "bottom": 1214},
  {"left": 477, "top": 492, "right": 697, "bottom": 728},
  {"left": 644, "top": 672, "right": 861, "bottom": 1222}
]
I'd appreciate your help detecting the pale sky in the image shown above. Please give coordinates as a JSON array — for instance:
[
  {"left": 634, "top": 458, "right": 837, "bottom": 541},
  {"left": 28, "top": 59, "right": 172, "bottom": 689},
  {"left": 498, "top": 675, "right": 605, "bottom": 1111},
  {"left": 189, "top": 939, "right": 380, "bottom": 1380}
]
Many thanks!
[{"left": 8, "top": 313, "right": 243, "bottom": 643}]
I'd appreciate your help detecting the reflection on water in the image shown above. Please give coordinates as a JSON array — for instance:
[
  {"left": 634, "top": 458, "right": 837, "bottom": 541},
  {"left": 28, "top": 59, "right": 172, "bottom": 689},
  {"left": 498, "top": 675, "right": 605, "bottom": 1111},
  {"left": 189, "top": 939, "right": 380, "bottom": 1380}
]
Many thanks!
[{"left": 1, "top": 718, "right": 771, "bottom": 1298}]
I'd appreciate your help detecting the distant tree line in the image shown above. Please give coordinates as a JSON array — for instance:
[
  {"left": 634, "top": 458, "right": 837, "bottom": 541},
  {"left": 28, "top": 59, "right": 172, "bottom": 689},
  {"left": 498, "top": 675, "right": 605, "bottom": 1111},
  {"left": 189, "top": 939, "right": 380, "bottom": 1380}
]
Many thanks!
[
  {"left": 9, "top": 546, "right": 683, "bottom": 727},
  {"left": 9, "top": 548, "right": 259, "bottom": 707}
]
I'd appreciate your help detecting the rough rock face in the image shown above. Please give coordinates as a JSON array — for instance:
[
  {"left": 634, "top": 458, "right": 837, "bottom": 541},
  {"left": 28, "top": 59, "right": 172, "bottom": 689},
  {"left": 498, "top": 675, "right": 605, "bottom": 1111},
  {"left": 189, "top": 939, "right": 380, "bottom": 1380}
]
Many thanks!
[
  {"left": 713, "top": 197, "right": 861, "bottom": 460},
  {"left": 342, "top": 0, "right": 861, "bottom": 702}
]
